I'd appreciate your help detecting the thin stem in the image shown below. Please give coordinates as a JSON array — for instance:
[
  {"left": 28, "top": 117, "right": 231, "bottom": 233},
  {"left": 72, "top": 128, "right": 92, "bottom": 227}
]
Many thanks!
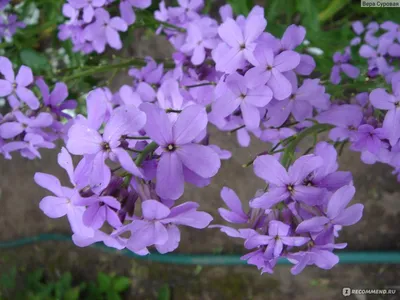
[
  {"left": 165, "top": 108, "right": 182, "bottom": 113},
  {"left": 157, "top": 20, "right": 186, "bottom": 32},
  {"left": 125, "top": 136, "right": 151, "bottom": 140},
  {"left": 281, "top": 124, "right": 334, "bottom": 168},
  {"left": 184, "top": 82, "right": 215, "bottom": 89},
  {"left": 123, "top": 141, "right": 159, "bottom": 187},
  {"left": 229, "top": 125, "right": 245, "bottom": 134},
  {"left": 62, "top": 58, "right": 175, "bottom": 82},
  {"left": 319, "top": 0, "right": 350, "bottom": 23},
  {"left": 135, "top": 141, "right": 159, "bottom": 166},
  {"left": 242, "top": 148, "right": 284, "bottom": 168}
]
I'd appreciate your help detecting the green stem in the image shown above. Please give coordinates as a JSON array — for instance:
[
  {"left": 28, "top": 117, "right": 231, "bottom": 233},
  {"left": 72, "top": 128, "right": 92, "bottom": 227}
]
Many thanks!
[
  {"left": 229, "top": 125, "right": 245, "bottom": 134},
  {"left": 123, "top": 141, "right": 159, "bottom": 186},
  {"left": 166, "top": 108, "right": 182, "bottom": 113},
  {"left": 281, "top": 124, "right": 334, "bottom": 168},
  {"left": 157, "top": 20, "right": 186, "bottom": 32},
  {"left": 185, "top": 82, "right": 215, "bottom": 89},
  {"left": 62, "top": 58, "right": 175, "bottom": 82},
  {"left": 125, "top": 136, "right": 151, "bottom": 140},
  {"left": 319, "top": 0, "right": 350, "bottom": 23},
  {"left": 134, "top": 141, "right": 159, "bottom": 166}
]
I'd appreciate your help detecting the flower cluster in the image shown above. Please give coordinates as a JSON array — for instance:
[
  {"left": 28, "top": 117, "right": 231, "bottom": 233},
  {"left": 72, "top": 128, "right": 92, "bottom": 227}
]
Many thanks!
[
  {"left": 322, "top": 20, "right": 400, "bottom": 180},
  {"left": 213, "top": 142, "right": 363, "bottom": 275},
  {"left": 59, "top": 0, "right": 151, "bottom": 53},
  {"left": 0, "top": 0, "right": 25, "bottom": 43},
  {"left": 0, "top": 1, "right": 381, "bottom": 274},
  {"left": 0, "top": 56, "right": 76, "bottom": 159},
  {"left": 34, "top": 84, "right": 222, "bottom": 253}
]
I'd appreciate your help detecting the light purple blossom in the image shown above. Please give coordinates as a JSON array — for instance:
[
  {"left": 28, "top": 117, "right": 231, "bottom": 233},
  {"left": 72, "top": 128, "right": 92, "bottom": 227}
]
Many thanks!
[
  {"left": 114, "top": 200, "right": 212, "bottom": 254},
  {"left": 330, "top": 48, "right": 360, "bottom": 85},
  {"left": 212, "top": 72, "right": 272, "bottom": 129},
  {"left": 67, "top": 105, "right": 146, "bottom": 192},
  {"left": 141, "top": 103, "right": 221, "bottom": 200},
  {"left": 214, "top": 12, "right": 267, "bottom": 73},
  {"left": 0, "top": 56, "right": 39, "bottom": 109},
  {"left": 369, "top": 82, "right": 400, "bottom": 145},
  {"left": 251, "top": 154, "right": 324, "bottom": 209},
  {"left": 244, "top": 45, "right": 300, "bottom": 99},
  {"left": 68, "top": 0, "right": 106, "bottom": 23},
  {"left": 84, "top": 8, "right": 128, "bottom": 52}
]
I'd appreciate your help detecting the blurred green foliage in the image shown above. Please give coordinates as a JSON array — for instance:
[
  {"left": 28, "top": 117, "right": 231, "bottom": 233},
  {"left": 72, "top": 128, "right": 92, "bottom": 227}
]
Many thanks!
[{"left": 0, "top": 267, "right": 131, "bottom": 300}]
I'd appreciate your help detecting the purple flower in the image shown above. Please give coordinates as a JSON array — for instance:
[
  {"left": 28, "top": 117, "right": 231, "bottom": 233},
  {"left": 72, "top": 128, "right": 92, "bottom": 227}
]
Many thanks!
[
  {"left": 245, "top": 220, "right": 310, "bottom": 260},
  {"left": 214, "top": 14, "right": 267, "bottom": 73},
  {"left": 181, "top": 22, "right": 218, "bottom": 65},
  {"left": 251, "top": 154, "right": 324, "bottom": 209},
  {"left": 296, "top": 185, "right": 364, "bottom": 234},
  {"left": 316, "top": 104, "right": 363, "bottom": 142},
  {"left": 212, "top": 72, "right": 272, "bottom": 129},
  {"left": 2, "top": 133, "right": 55, "bottom": 159},
  {"left": 266, "top": 74, "right": 329, "bottom": 127},
  {"left": 369, "top": 83, "right": 400, "bottom": 145},
  {"left": 114, "top": 200, "right": 212, "bottom": 253},
  {"left": 76, "top": 195, "right": 122, "bottom": 229},
  {"left": 141, "top": 103, "right": 221, "bottom": 200},
  {"left": 84, "top": 8, "right": 128, "bottom": 52},
  {"left": 0, "top": 14, "right": 25, "bottom": 42},
  {"left": 244, "top": 45, "right": 300, "bottom": 99},
  {"left": 381, "top": 21, "right": 400, "bottom": 42},
  {"left": 218, "top": 187, "right": 249, "bottom": 224},
  {"left": 119, "top": 0, "right": 151, "bottom": 25},
  {"left": 34, "top": 157, "right": 94, "bottom": 237},
  {"left": 330, "top": 48, "right": 360, "bottom": 85},
  {"left": 309, "top": 142, "right": 353, "bottom": 191},
  {"left": 68, "top": 0, "right": 106, "bottom": 23},
  {"left": 0, "top": 0, "right": 9, "bottom": 10},
  {"left": 0, "top": 111, "right": 53, "bottom": 139},
  {"left": 359, "top": 38, "right": 392, "bottom": 75},
  {"left": 129, "top": 57, "right": 164, "bottom": 102},
  {"left": 278, "top": 24, "right": 306, "bottom": 52},
  {"left": 67, "top": 105, "right": 146, "bottom": 192},
  {"left": 36, "top": 79, "right": 77, "bottom": 119},
  {"left": 350, "top": 21, "right": 364, "bottom": 46},
  {"left": 352, "top": 124, "right": 385, "bottom": 154},
  {"left": 168, "top": 0, "right": 203, "bottom": 22},
  {"left": 72, "top": 230, "right": 126, "bottom": 250},
  {"left": 0, "top": 56, "right": 39, "bottom": 109},
  {"left": 288, "top": 239, "right": 347, "bottom": 275}
]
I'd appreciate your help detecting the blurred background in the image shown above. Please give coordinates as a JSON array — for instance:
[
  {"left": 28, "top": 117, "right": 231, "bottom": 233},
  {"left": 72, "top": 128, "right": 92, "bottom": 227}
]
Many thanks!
[{"left": 1, "top": 0, "right": 400, "bottom": 299}]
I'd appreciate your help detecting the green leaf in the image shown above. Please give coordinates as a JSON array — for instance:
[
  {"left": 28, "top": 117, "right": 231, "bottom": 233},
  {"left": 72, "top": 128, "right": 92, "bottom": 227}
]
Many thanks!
[
  {"left": 157, "top": 284, "right": 171, "bottom": 300},
  {"left": 296, "top": 0, "right": 320, "bottom": 32},
  {"left": 64, "top": 287, "right": 81, "bottom": 300},
  {"left": 228, "top": 0, "right": 253, "bottom": 16},
  {"left": 19, "top": 49, "right": 49, "bottom": 73},
  {"left": 112, "top": 277, "right": 131, "bottom": 293},
  {"left": 97, "top": 272, "right": 112, "bottom": 293},
  {"left": 106, "top": 291, "right": 122, "bottom": 300}
]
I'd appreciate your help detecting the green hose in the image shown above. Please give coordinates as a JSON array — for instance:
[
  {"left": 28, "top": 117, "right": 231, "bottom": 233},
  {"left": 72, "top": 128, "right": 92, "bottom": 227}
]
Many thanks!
[{"left": 1, "top": 233, "right": 400, "bottom": 265}]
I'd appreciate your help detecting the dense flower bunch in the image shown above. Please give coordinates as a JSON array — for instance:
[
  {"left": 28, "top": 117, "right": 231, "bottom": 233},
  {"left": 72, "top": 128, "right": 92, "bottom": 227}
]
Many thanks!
[
  {"left": 0, "top": 0, "right": 25, "bottom": 43},
  {"left": 212, "top": 142, "right": 363, "bottom": 275},
  {"left": 0, "top": 56, "right": 76, "bottom": 159},
  {"left": 1, "top": 1, "right": 379, "bottom": 275},
  {"left": 59, "top": 0, "right": 151, "bottom": 53},
  {"left": 323, "top": 20, "right": 400, "bottom": 180},
  {"left": 34, "top": 86, "right": 221, "bottom": 254}
]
